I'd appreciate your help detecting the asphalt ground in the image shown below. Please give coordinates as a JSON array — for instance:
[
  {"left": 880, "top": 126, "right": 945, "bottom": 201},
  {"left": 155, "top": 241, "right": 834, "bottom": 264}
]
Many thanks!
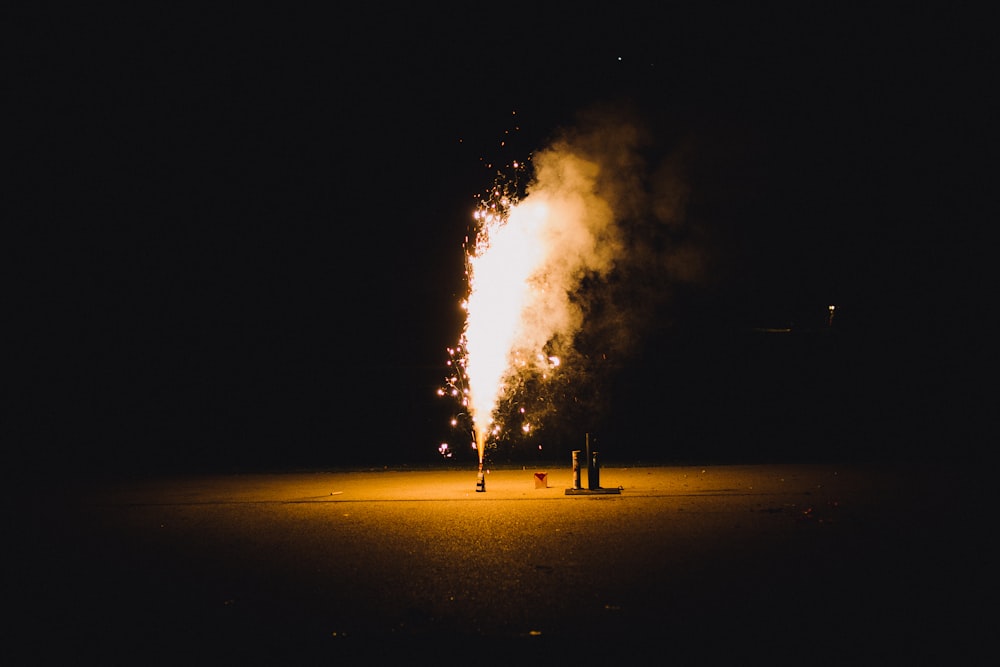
[{"left": 13, "top": 463, "right": 985, "bottom": 663}]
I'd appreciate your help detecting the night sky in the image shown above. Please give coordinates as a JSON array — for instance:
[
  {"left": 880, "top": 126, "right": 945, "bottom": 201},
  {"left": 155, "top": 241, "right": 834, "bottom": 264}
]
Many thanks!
[{"left": 12, "top": 6, "right": 987, "bottom": 476}]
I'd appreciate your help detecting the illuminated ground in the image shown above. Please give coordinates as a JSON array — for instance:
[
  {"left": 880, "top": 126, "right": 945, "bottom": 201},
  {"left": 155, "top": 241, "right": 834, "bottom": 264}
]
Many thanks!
[{"left": 17, "top": 463, "right": 983, "bottom": 661}]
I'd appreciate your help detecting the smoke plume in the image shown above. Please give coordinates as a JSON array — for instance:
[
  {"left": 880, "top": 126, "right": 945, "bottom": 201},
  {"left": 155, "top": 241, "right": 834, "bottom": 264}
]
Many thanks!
[{"left": 463, "top": 102, "right": 704, "bottom": 455}]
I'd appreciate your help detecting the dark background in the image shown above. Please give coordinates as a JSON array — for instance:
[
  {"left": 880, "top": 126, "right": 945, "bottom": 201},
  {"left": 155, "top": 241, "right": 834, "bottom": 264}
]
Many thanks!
[{"left": 11, "top": 5, "right": 987, "bottom": 476}]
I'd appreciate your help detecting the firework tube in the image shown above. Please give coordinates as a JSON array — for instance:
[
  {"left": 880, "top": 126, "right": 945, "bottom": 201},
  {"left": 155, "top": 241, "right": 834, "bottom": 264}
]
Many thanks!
[{"left": 571, "top": 450, "right": 582, "bottom": 489}]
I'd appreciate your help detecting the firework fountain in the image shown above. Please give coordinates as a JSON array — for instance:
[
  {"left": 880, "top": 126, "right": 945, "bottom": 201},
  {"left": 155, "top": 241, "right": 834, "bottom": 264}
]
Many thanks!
[{"left": 442, "top": 120, "right": 625, "bottom": 491}]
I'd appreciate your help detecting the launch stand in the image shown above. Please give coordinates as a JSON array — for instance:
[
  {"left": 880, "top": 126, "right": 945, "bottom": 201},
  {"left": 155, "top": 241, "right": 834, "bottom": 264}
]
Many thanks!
[{"left": 565, "top": 433, "right": 621, "bottom": 495}]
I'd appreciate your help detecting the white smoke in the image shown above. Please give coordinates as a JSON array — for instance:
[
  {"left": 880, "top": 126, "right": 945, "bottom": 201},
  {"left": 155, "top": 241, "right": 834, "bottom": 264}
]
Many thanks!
[{"left": 462, "top": 102, "right": 704, "bottom": 452}]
